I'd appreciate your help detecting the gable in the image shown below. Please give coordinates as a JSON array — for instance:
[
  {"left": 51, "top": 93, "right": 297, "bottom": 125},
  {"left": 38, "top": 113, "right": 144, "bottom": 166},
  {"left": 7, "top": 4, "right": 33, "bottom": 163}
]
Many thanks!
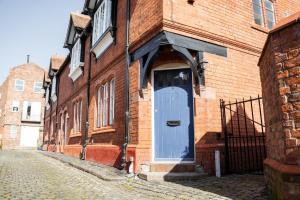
[{"left": 64, "top": 12, "right": 91, "bottom": 48}]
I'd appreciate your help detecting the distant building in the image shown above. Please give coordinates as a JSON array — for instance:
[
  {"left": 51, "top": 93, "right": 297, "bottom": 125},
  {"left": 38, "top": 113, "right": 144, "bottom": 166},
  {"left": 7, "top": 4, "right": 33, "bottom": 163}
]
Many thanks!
[{"left": 0, "top": 63, "right": 45, "bottom": 149}]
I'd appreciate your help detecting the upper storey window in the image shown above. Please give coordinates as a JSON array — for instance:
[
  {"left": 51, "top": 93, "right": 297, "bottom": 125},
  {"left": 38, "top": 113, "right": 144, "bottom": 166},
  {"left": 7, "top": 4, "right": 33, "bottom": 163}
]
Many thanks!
[
  {"left": 45, "top": 86, "right": 50, "bottom": 109},
  {"left": 69, "top": 39, "right": 83, "bottom": 81},
  {"left": 33, "top": 81, "right": 43, "bottom": 93},
  {"left": 15, "top": 79, "right": 25, "bottom": 91},
  {"left": 92, "top": 0, "right": 112, "bottom": 45},
  {"left": 51, "top": 76, "right": 57, "bottom": 102},
  {"left": 91, "top": 0, "right": 114, "bottom": 58},
  {"left": 252, "top": 0, "right": 275, "bottom": 29},
  {"left": 265, "top": 0, "right": 275, "bottom": 29},
  {"left": 71, "top": 39, "right": 81, "bottom": 71},
  {"left": 64, "top": 12, "right": 90, "bottom": 82},
  {"left": 252, "top": 0, "right": 264, "bottom": 26}
]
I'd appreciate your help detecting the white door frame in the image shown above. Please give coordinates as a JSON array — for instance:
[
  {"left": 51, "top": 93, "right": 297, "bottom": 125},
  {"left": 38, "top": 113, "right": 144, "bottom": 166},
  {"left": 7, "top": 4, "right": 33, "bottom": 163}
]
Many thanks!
[{"left": 151, "top": 63, "right": 196, "bottom": 164}]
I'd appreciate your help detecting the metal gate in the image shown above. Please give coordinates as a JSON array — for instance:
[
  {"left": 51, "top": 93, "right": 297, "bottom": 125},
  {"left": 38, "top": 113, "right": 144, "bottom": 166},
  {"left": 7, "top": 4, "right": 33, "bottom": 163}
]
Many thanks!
[{"left": 220, "top": 96, "right": 266, "bottom": 174}]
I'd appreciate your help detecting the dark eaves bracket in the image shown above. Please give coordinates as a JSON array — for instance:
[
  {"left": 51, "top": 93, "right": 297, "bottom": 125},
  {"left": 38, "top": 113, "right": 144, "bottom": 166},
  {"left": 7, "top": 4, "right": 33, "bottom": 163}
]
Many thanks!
[{"left": 131, "top": 31, "right": 227, "bottom": 97}]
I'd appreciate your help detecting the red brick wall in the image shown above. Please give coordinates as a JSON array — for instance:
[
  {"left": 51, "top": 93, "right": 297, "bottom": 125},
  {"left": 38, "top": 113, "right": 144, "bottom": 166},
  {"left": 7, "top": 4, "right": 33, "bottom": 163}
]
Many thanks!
[{"left": 259, "top": 20, "right": 300, "bottom": 200}]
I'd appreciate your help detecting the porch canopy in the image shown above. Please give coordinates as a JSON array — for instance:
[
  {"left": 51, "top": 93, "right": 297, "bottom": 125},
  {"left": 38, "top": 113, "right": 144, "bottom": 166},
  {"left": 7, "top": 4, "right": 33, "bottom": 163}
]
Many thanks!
[{"left": 131, "top": 31, "right": 228, "bottom": 90}]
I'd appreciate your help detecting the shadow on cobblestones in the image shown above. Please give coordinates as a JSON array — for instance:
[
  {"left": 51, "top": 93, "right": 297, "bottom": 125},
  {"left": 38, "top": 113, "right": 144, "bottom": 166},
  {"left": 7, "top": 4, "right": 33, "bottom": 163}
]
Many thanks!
[{"left": 165, "top": 174, "right": 268, "bottom": 200}]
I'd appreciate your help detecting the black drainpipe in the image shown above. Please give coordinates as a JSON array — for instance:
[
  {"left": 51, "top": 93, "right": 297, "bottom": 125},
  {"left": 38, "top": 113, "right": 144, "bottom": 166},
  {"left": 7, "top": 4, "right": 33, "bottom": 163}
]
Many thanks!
[
  {"left": 122, "top": 0, "right": 130, "bottom": 168},
  {"left": 42, "top": 85, "right": 49, "bottom": 149},
  {"left": 48, "top": 87, "right": 52, "bottom": 149},
  {"left": 82, "top": 32, "right": 92, "bottom": 160}
]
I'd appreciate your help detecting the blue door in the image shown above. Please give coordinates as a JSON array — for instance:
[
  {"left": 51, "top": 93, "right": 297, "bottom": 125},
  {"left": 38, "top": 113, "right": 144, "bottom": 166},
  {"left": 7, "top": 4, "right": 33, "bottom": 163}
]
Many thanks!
[{"left": 154, "top": 68, "right": 194, "bottom": 161}]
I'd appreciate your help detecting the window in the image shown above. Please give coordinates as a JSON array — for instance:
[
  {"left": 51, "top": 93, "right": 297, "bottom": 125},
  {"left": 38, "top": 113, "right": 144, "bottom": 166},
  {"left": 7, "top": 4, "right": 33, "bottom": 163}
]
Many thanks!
[
  {"left": 12, "top": 101, "right": 19, "bottom": 112},
  {"left": 265, "top": 0, "right": 275, "bottom": 29},
  {"left": 102, "top": 83, "right": 108, "bottom": 127},
  {"left": 33, "top": 81, "right": 43, "bottom": 93},
  {"left": 79, "top": 101, "right": 82, "bottom": 131},
  {"left": 97, "top": 87, "right": 101, "bottom": 128},
  {"left": 10, "top": 125, "right": 17, "bottom": 138},
  {"left": 51, "top": 76, "right": 57, "bottom": 101},
  {"left": 15, "top": 79, "right": 25, "bottom": 91},
  {"left": 45, "top": 87, "right": 50, "bottom": 108},
  {"left": 96, "top": 79, "right": 115, "bottom": 128},
  {"left": 92, "top": 0, "right": 112, "bottom": 45},
  {"left": 73, "top": 103, "right": 77, "bottom": 132},
  {"left": 70, "top": 39, "right": 82, "bottom": 73},
  {"left": 109, "top": 79, "right": 115, "bottom": 125},
  {"left": 252, "top": 0, "right": 264, "bottom": 26},
  {"left": 51, "top": 76, "right": 56, "bottom": 96},
  {"left": 64, "top": 112, "right": 68, "bottom": 143},
  {"left": 73, "top": 100, "right": 82, "bottom": 133},
  {"left": 22, "top": 101, "right": 41, "bottom": 121},
  {"left": 69, "top": 38, "right": 83, "bottom": 81},
  {"left": 252, "top": 0, "right": 275, "bottom": 29}
]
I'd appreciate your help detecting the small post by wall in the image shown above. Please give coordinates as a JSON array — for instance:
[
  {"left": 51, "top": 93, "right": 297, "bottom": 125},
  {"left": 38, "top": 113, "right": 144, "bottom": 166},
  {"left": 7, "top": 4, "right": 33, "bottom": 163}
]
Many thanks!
[{"left": 215, "top": 150, "right": 221, "bottom": 177}]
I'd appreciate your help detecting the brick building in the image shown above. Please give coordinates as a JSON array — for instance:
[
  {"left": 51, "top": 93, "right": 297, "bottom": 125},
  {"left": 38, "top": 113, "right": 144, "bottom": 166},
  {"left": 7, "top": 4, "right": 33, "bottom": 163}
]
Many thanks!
[
  {"left": 43, "top": 0, "right": 300, "bottom": 175},
  {"left": 0, "top": 62, "right": 45, "bottom": 149}
]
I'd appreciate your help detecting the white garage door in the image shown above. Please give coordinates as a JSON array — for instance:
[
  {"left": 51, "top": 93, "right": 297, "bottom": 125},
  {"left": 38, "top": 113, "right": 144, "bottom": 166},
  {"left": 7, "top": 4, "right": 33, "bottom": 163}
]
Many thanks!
[{"left": 20, "top": 126, "right": 40, "bottom": 147}]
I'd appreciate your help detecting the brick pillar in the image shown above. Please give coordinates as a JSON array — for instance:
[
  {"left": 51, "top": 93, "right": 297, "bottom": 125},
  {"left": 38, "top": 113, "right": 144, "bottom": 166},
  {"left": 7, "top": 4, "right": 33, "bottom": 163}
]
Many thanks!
[{"left": 259, "top": 17, "right": 300, "bottom": 200}]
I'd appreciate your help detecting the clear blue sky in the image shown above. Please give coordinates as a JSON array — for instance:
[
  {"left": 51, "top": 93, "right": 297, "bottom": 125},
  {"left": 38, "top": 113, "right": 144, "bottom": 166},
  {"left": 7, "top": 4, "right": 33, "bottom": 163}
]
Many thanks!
[{"left": 0, "top": 0, "right": 84, "bottom": 84}]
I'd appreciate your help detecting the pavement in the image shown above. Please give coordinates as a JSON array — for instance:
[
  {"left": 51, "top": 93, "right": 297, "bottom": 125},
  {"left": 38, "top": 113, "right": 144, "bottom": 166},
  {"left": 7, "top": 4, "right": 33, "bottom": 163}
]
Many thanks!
[
  {"left": 40, "top": 151, "right": 127, "bottom": 181},
  {"left": 0, "top": 150, "right": 268, "bottom": 200}
]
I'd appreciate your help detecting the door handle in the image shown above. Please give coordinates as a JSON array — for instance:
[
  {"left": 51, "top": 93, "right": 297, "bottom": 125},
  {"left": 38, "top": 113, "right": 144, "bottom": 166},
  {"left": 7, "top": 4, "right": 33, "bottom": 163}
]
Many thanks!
[{"left": 166, "top": 120, "right": 181, "bottom": 126}]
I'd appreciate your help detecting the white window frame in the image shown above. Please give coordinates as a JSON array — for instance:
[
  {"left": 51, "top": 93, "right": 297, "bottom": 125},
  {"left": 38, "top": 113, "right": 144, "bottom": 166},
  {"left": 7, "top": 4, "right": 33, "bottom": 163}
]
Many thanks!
[
  {"left": 64, "top": 112, "right": 68, "bottom": 144},
  {"left": 79, "top": 101, "right": 82, "bottom": 131},
  {"left": 33, "top": 81, "right": 43, "bottom": 93},
  {"left": 15, "top": 79, "right": 25, "bottom": 92},
  {"left": 252, "top": 0, "right": 264, "bottom": 27},
  {"left": 51, "top": 76, "right": 57, "bottom": 102},
  {"left": 109, "top": 79, "right": 115, "bottom": 125},
  {"left": 11, "top": 100, "right": 20, "bottom": 112},
  {"left": 73, "top": 103, "right": 77, "bottom": 133},
  {"left": 102, "top": 83, "right": 108, "bottom": 127},
  {"left": 76, "top": 102, "right": 80, "bottom": 132},
  {"left": 92, "top": 0, "right": 112, "bottom": 45},
  {"left": 264, "top": 0, "right": 275, "bottom": 29},
  {"left": 45, "top": 87, "right": 50, "bottom": 109},
  {"left": 97, "top": 87, "right": 101, "bottom": 128},
  {"left": 69, "top": 39, "right": 83, "bottom": 81},
  {"left": 73, "top": 100, "right": 82, "bottom": 133}
]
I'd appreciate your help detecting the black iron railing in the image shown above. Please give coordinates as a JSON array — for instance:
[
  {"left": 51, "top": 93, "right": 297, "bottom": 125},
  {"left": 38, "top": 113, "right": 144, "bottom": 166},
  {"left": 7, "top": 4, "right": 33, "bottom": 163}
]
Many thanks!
[{"left": 220, "top": 96, "right": 266, "bottom": 174}]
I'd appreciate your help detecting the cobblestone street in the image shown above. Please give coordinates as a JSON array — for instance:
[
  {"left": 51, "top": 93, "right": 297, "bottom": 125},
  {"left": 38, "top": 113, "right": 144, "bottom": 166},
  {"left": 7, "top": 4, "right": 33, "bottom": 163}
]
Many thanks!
[{"left": 0, "top": 150, "right": 268, "bottom": 200}]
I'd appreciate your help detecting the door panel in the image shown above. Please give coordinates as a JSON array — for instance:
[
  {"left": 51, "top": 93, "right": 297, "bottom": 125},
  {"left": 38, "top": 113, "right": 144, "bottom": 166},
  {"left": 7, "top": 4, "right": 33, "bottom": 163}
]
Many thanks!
[
  {"left": 154, "top": 68, "right": 194, "bottom": 161},
  {"left": 20, "top": 126, "right": 39, "bottom": 147}
]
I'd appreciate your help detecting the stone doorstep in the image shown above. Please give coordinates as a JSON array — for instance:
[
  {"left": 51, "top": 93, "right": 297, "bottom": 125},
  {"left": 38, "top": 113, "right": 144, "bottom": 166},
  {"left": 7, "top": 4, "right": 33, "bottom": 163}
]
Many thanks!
[
  {"left": 40, "top": 151, "right": 127, "bottom": 181},
  {"left": 150, "top": 163, "right": 197, "bottom": 173},
  {"left": 138, "top": 172, "right": 208, "bottom": 182}
]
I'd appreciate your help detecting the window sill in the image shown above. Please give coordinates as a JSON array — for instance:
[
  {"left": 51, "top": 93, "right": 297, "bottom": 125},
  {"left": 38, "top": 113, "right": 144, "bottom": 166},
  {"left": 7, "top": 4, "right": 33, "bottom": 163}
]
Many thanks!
[
  {"left": 91, "top": 28, "right": 114, "bottom": 59},
  {"left": 69, "top": 132, "right": 82, "bottom": 138},
  {"left": 251, "top": 24, "right": 269, "bottom": 34},
  {"left": 92, "top": 127, "right": 116, "bottom": 135},
  {"left": 69, "top": 65, "right": 83, "bottom": 82}
]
